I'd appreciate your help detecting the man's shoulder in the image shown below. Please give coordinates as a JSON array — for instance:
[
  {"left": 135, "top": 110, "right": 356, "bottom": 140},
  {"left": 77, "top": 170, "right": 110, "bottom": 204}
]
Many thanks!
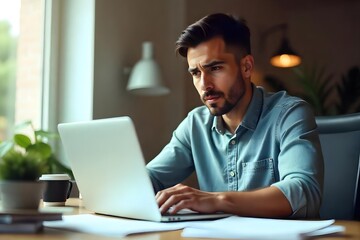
[
  {"left": 261, "top": 87, "right": 308, "bottom": 111},
  {"left": 254, "top": 89, "right": 316, "bottom": 133},
  {"left": 253, "top": 86, "right": 314, "bottom": 125}
]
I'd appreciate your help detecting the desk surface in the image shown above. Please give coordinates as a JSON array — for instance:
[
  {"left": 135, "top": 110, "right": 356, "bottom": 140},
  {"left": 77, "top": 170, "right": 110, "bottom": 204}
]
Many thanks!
[{"left": 0, "top": 198, "right": 359, "bottom": 240}]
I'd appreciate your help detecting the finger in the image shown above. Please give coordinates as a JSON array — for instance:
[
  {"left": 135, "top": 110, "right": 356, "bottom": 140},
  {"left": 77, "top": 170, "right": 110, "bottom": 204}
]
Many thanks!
[
  {"left": 168, "top": 199, "right": 194, "bottom": 214},
  {"left": 156, "top": 190, "right": 171, "bottom": 207},
  {"left": 155, "top": 184, "right": 180, "bottom": 200},
  {"left": 159, "top": 192, "right": 192, "bottom": 214},
  {"left": 169, "top": 192, "right": 219, "bottom": 214},
  {"left": 156, "top": 184, "right": 190, "bottom": 206}
]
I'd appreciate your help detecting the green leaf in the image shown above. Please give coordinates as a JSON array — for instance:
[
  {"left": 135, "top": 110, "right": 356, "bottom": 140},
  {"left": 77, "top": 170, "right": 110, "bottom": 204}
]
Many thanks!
[
  {"left": 35, "top": 130, "right": 59, "bottom": 142},
  {"left": 0, "top": 150, "right": 48, "bottom": 180},
  {"left": 14, "top": 134, "right": 32, "bottom": 148},
  {"left": 0, "top": 141, "right": 14, "bottom": 158},
  {"left": 0, "top": 120, "right": 73, "bottom": 179},
  {"left": 292, "top": 65, "right": 336, "bottom": 116},
  {"left": 27, "top": 142, "right": 52, "bottom": 159}
]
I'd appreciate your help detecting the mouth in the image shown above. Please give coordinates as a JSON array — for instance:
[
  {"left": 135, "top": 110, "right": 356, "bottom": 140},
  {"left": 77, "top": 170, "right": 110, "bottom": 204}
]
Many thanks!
[{"left": 202, "top": 91, "right": 223, "bottom": 103}]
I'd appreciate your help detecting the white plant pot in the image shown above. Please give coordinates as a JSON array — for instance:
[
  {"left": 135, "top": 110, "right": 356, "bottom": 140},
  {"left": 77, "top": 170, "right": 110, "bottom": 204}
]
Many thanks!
[{"left": 0, "top": 181, "right": 45, "bottom": 210}]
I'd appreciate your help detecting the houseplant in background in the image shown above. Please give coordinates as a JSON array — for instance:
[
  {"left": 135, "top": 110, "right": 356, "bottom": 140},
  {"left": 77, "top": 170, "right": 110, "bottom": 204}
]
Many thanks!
[
  {"left": 0, "top": 121, "right": 72, "bottom": 210},
  {"left": 335, "top": 66, "right": 360, "bottom": 114},
  {"left": 291, "top": 65, "right": 335, "bottom": 116},
  {"left": 264, "top": 65, "right": 360, "bottom": 116}
]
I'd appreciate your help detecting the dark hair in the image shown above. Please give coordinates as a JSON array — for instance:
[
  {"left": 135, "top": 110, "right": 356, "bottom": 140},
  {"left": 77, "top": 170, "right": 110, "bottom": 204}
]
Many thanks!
[{"left": 176, "top": 13, "right": 251, "bottom": 58}]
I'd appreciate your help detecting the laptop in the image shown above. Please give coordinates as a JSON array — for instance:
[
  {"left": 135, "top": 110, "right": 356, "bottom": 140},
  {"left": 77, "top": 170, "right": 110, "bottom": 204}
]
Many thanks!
[{"left": 58, "top": 117, "right": 231, "bottom": 222}]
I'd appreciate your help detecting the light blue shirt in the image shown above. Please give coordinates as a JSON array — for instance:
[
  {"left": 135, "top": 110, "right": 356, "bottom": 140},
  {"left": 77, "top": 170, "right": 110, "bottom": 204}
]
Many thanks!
[{"left": 146, "top": 85, "right": 324, "bottom": 218}]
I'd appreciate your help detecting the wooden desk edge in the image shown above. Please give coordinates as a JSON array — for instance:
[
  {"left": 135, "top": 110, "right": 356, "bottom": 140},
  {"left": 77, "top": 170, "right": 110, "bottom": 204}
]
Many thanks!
[{"left": 0, "top": 198, "right": 358, "bottom": 240}]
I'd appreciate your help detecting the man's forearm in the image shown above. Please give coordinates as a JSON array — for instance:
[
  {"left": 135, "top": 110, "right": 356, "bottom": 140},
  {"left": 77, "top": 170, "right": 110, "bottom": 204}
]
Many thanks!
[{"left": 215, "top": 186, "right": 292, "bottom": 218}]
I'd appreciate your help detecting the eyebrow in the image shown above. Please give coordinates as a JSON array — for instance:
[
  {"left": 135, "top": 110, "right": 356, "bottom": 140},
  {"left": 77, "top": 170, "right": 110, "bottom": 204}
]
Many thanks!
[{"left": 188, "top": 60, "right": 225, "bottom": 73}]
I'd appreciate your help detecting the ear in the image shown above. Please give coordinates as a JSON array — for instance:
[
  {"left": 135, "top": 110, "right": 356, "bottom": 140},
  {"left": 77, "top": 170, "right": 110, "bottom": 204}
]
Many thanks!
[{"left": 240, "top": 55, "right": 254, "bottom": 79}]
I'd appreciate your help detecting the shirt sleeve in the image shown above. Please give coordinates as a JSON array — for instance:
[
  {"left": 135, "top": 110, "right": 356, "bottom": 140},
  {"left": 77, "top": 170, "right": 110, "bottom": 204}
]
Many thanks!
[
  {"left": 271, "top": 100, "right": 324, "bottom": 218},
  {"left": 146, "top": 116, "right": 195, "bottom": 192}
]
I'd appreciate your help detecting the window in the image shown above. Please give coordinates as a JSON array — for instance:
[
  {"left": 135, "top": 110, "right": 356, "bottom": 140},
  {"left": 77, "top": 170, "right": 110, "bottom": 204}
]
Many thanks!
[{"left": 0, "top": 0, "right": 45, "bottom": 140}]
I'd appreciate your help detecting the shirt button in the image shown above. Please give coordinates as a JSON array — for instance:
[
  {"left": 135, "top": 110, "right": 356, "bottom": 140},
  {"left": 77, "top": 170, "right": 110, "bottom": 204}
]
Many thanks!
[
  {"left": 230, "top": 171, "right": 236, "bottom": 177},
  {"left": 230, "top": 140, "right": 236, "bottom": 145}
]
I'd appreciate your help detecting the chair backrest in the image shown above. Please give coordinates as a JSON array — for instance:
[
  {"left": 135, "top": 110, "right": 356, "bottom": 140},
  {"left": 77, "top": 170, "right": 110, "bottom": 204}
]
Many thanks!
[
  {"left": 316, "top": 113, "right": 360, "bottom": 220},
  {"left": 354, "top": 154, "right": 360, "bottom": 220}
]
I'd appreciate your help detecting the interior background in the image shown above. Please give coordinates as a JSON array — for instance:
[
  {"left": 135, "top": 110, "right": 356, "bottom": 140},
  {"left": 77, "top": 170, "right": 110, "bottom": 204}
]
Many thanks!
[{"left": 54, "top": 0, "right": 360, "bottom": 171}]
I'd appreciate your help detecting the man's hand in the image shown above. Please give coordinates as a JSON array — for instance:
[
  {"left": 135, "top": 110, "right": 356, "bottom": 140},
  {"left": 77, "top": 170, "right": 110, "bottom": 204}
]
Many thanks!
[
  {"left": 155, "top": 184, "right": 293, "bottom": 217},
  {"left": 155, "top": 183, "right": 221, "bottom": 214}
]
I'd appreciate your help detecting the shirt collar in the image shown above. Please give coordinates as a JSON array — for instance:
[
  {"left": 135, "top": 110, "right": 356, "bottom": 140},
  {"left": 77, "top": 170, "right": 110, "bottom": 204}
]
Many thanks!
[
  {"left": 241, "top": 84, "right": 263, "bottom": 131},
  {"left": 212, "top": 84, "right": 263, "bottom": 134}
]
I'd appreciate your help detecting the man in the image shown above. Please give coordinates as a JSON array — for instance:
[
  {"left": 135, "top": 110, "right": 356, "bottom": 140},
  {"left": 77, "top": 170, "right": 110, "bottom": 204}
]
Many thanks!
[{"left": 146, "top": 13, "right": 324, "bottom": 218}]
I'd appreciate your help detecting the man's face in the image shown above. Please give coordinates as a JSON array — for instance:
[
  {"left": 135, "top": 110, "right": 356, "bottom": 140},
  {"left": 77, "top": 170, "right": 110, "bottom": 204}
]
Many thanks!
[{"left": 187, "top": 37, "right": 247, "bottom": 116}]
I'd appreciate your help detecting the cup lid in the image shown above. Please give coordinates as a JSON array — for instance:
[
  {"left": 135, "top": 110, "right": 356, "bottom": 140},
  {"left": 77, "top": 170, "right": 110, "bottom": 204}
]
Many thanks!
[{"left": 39, "top": 174, "right": 71, "bottom": 181}]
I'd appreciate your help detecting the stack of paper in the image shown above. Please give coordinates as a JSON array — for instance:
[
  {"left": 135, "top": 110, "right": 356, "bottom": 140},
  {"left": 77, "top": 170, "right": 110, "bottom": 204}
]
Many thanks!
[
  {"left": 45, "top": 214, "right": 190, "bottom": 237},
  {"left": 181, "top": 216, "right": 345, "bottom": 239}
]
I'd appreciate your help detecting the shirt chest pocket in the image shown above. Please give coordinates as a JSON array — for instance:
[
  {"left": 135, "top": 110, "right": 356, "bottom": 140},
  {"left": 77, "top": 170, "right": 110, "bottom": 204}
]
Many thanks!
[{"left": 239, "top": 158, "right": 275, "bottom": 191}]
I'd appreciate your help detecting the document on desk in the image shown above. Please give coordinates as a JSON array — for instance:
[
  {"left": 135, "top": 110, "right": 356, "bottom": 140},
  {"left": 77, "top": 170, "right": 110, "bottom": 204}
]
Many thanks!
[
  {"left": 181, "top": 216, "right": 344, "bottom": 240},
  {"left": 43, "top": 214, "right": 206, "bottom": 237},
  {"left": 44, "top": 214, "right": 344, "bottom": 239}
]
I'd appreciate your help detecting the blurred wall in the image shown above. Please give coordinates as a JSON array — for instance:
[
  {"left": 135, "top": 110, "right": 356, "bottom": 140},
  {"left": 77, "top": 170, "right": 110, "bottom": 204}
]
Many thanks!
[
  {"left": 93, "top": 0, "right": 186, "bottom": 161},
  {"left": 90, "top": 0, "right": 359, "bottom": 163}
]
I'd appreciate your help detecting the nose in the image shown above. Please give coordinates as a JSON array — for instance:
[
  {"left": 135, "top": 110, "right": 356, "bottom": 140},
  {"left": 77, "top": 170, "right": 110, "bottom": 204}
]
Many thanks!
[{"left": 200, "top": 72, "right": 214, "bottom": 92}]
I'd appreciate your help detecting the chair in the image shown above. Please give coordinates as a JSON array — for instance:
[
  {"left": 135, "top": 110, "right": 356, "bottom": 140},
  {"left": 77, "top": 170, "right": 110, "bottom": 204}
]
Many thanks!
[{"left": 316, "top": 112, "right": 360, "bottom": 220}]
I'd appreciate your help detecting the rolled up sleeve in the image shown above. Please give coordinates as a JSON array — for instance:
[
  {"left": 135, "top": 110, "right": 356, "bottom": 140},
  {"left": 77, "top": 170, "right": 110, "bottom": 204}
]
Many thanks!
[
  {"left": 272, "top": 101, "right": 324, "bottom": 218},
  {"left": 146, "top": 117, "right": 195, "bottom": 193}
]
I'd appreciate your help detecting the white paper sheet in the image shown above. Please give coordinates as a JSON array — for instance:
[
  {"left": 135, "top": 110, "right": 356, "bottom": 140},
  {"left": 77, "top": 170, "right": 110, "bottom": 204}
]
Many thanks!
[
  {"left": 44, "top": 214, "right": 344, "bottom": 239},
  {"left": 304, "top": 225, "right": 345, "bottom": 237},
  {"left": 181, "top": 216, "right": 342, "bottom": 239},
  {"left": 44, "top": 214, "right": 209, "bottom": 237}
]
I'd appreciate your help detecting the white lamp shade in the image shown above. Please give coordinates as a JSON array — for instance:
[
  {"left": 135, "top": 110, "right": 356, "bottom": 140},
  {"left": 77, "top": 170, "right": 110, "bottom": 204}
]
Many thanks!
[{"left": 126, "top": 42, "right": 170, "bottom": 96}]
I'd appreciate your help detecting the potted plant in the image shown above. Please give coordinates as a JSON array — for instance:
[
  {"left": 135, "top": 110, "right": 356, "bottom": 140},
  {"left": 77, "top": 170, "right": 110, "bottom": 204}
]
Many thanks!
[
  {"left": 0, "top": 121, "right": 72, "bottom": 210},
  {"left": 264, "top": 65, "right": 360, "bottom": 116}
]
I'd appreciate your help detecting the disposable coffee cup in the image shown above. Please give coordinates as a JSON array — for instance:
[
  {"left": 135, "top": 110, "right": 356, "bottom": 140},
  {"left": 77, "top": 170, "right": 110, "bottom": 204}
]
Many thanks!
[{"left": 39, "top": 174, "right": 73, "bottom": 206}]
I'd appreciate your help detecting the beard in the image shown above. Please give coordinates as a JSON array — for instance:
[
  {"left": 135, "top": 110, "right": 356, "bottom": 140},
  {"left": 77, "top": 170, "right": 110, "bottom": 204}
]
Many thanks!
[{"left": 202, "top": 75, "right": 246, "bottom": 116}]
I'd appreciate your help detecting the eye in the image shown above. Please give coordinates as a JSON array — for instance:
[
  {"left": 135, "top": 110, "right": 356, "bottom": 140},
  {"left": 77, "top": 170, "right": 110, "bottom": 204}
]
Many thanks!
[
  {"left": 190, "top": 70, "right": 201, "bottom": 78},
  {"left": 210, "top": 65, "right": 222, "bottom": 71}
]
